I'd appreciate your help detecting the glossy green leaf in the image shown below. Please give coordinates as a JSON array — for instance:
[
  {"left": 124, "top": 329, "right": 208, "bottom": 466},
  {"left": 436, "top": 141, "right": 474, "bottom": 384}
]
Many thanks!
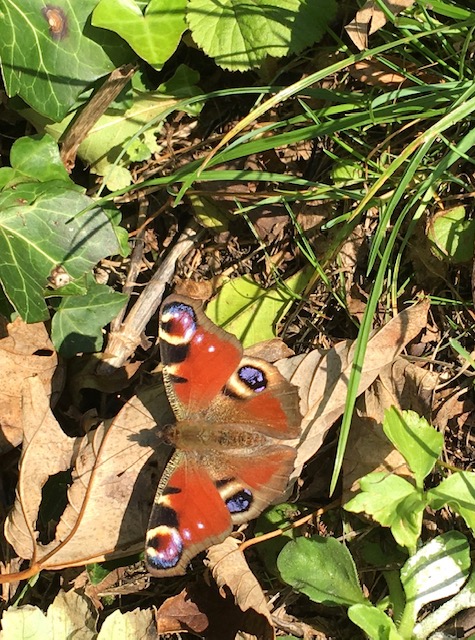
[
  {"left": 51, "top": 280, "right": 128, "bottom": 357},
  {"left": 0, "top": 0, "right": 130, "bottom": 121},
  {"left": 0, "top": 182, "right": 121, "bottom": 322},
  {"left": 187, "top": 0, "right": 337, "bottom": 70},
  {"left": 427, "top": 471, "right": 475, "bottom": 531},
  {"left": 207, "top": 270, "right": 311, "bottom": 347},
  {"left": 278, "top": 536, "right": 366, "bottom": 607},
  {"left": 348, "top": 604, "right": 403, "bottom": 640},
  {"left": 345, "top": 473, "right": 425, "bottom": 552},
  {"left": 92, "top": 0, "right": 187, "bottom": 69},
  {"left": 0, "top": 134, "right": 70, "bottom": 189},
  {"left": 383, "top": 408, "right": 443, "bottom": 487}
]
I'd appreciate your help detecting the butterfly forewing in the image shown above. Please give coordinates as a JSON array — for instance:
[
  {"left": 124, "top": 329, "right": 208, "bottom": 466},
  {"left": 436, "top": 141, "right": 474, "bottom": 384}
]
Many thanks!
[{"left": 159, "top": 296, "right": 242, "bottom": 418}]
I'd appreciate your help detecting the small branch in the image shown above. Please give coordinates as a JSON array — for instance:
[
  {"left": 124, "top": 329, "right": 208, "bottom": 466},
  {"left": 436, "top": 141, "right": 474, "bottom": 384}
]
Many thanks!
[
  {"left": 98, "top": 221, "right": 200, "bottom": 373},
  {"left": 60, "top": 63, "right": 138, "bottom": 171}
]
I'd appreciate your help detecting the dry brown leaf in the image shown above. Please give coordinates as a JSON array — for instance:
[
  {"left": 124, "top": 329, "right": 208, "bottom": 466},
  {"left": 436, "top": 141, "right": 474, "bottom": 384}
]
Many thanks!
[
  {"left": 156, "top": 588, "right": 210, "bottom": 635},
  {"left": 4, "top": 379, "right": 173, "bottom": 573},
  {"left": 345, "top": 0, "right": 416, "bottom": 50},
  {"left": 0, "top": 319, "right": 59, "bottom": 452},
  {"left": 342, "top": 357, "right": 439, "bottom": 499},
  {"left": 4, "top": 376, "right": 77, "bottom": 561},
  {"left": 157, "top": 575, "right": 274, "bottom": 640},
  {"left": 277, "top": 300, "right": 430, "bottom": 481},
  {"left": 207, "top": 537, "right": 273, "bottom": 632},
  {"left": 349, "top": 59, "right": 409, "bottom": 87}
]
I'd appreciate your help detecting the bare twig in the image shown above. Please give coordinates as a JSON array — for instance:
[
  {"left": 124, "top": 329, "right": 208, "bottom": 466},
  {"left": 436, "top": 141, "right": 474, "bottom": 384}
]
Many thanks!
[
  {"left": 60, "top": 63, "right": 138, "bottom": 171},
  {"left": 98, "top": 221, "right": 201, "bottom": 373}
]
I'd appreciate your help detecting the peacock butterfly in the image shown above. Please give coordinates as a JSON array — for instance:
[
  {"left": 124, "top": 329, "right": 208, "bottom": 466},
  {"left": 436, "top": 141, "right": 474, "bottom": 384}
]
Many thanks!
[{"left": 145, "top": 295, "right": 302, "bottom": 576}]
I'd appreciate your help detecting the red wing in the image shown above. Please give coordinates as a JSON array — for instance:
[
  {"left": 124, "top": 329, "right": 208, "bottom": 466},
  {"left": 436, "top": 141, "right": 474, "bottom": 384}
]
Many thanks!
[
  {"left": 159, "top": 295, "right": 242, "bottom": 418},
  {"left": 145, "top": 452, "right": 233, "bottom": 577}
]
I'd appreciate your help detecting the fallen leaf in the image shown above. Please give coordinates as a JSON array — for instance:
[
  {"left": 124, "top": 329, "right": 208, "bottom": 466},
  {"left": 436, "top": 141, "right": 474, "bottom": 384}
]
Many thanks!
[
  {"left": 349, "top": 58, "right": 410, "bottom": 87},
  {"left": 345, "top": 0, "right": 416, "bottom": 50},
  {"left": 4, "top": 376, "right": 76, "bottom": 561},
  {"left": 0, "top": 319, "right": 59, "bottom": 452},
  {"left": 156, "top": 588, "right": 210, "bottom": 635},
  {"left": 97, "top": 607, "right": 155, "bottom": 640},
  {"left": 4, "top": 378, "right": 173, "bottom": 573},
  {"left": 278, "top": 300, "right": 430, "bottom": 481},
  {"left": 157, "top": 577, "right": 273, "bottom": 640},
  {"left": 0, "top": 589, "right": 96, "bottom": 639},
  {"left": 342, "top": 358, "right": 439, "bottom": 500},
  {"left": 207, "top": 537, "right": 273, "bottom": 633}
]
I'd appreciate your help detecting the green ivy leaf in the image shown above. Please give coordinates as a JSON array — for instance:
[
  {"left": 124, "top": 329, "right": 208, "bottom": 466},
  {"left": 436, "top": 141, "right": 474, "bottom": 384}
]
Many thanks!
[
  {"left": 0, "top": 134, "right": 70, "bottom": 189},
  {"left": 383, "top": 408, "right": 443, "bottom": 487},
  {"left": 51, "top": 279, "right": 128, "bottom": 357},
  {"left": 0, "top": 182, "right": 121, "bottom": 322},
  {"left": 278, "top": 536, "right": 366, "bottom": 607},
  {"left": 427, "top": 471, "right": 475, "bottom": 531},
  {"left": 0, "top": 0, "right": 131, "bottom": 121},
  {"left": 92, "top": 0, "right": 187, "bottom": 70},
  {"left": 187, "top": 0, "right": 337, "bottom": 70},
  {"left": 345, "top": 472, "right": 425, "bottom": 552}
]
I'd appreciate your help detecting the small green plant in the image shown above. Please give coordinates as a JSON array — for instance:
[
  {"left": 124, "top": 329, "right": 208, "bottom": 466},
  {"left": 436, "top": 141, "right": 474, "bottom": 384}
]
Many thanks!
[
  {"left": 0, "top": 134, "right": 128, "bottom": 353},
  {"left": 277, "top": 409, "right": 475, "bottom": 640}
]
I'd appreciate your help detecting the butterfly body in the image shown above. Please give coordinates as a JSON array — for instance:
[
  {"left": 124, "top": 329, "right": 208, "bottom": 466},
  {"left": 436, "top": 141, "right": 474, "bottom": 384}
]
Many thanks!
[{"left": 145, "top": 295, "right": 301, "bottom": 576}]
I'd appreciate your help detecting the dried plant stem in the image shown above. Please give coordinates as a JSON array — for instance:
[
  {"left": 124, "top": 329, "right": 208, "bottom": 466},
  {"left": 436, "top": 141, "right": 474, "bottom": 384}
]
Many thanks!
[{"left": 99, "top": 221, "right": 200, "bottom": 373}]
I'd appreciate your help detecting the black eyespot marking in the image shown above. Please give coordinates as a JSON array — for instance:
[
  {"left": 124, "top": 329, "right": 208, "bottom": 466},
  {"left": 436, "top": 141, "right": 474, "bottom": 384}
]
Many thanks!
[
  {"left": 238, "top": 365, "right": 267, "bottom": 393},
  {"left": 41, "top": 6, "right": 68, "bottom": 40},
  {"left": 161, "top": 302, "right": 197, "bottom": 342},
  {"left": 146, "top": 527, "right": 183, "bottom": 570},
  {"left": 161, "top": 341, "right": 189, "bottom": 365},
  {"left": 226, "top": 489, "right": 253, "bottom": 514},
  {"left": 153, "top": 505, "right": 179, "bottom": 528},
  {"left": 162, "top": 486, "right": 182, "bottom": 496}
]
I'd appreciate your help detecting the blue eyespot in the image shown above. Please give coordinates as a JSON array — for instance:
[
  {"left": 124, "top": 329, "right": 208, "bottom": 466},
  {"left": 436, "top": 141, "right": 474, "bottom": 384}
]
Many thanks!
[
  {"left": 238, "top": 366, "right": 267, "bottom": 393},
  {"left": 226, "top": 489, "right": 253, "bottom": 514}
]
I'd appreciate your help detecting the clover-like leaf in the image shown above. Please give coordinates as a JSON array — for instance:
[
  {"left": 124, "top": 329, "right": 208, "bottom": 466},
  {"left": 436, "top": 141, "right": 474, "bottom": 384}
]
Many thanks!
[
  {"left": 427, "top": 471, "right": 475, "bottom": 531},
  {"left": 383, "top": 408, "right": 443, "bottom": 488},
  {"left": 187, "top": 0, "right": 337, "bottom": 70},
  {"left": 0, "top": 0, "right": 131, "bottom": 121},
  {"left": 345, "top": 472, "right": 425, "bottom": 553}
]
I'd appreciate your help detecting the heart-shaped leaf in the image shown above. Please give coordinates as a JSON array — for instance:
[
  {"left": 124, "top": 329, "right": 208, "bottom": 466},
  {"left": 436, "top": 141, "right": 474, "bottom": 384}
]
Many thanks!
[{"left": 92, "top": 0, "right": 187, "bottom": 70}]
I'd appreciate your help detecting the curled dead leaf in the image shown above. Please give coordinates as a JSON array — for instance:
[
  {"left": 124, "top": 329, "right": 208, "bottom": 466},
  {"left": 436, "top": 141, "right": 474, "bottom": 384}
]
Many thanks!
[
  {"left": 277, "top": 299, "right": 430, "bottom": 481},
  {"left": 342, "top": 357, "right": 439, "bottom": 500},
  {"left": 0, "top": 319, "right": 59, "bottom": 452},
  {"left": 345, "top": 0, "right": 416, "bottom": 50}
]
